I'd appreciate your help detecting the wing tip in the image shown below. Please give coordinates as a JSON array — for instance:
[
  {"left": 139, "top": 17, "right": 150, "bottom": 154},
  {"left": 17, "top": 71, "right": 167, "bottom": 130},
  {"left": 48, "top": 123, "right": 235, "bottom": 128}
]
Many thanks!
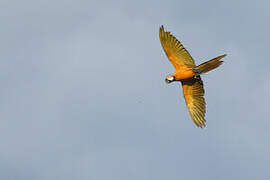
[
  {"left": 194, "top": 116, "right": 206, "bottom": 128},
  {"left": 194, "top": 119, "right": 206, "bottom": 128},
  {"left": 198, "top": 122, "right": 206, "bottom": 128},
  {"left": 159, "top": 25, "right": 165, "bottom": 35},
  {"left": 219, "top": 54, "right": 227, "bottom": 59},
  {"left": 160, "top": 25, "right": 164, "bottom": 29}
]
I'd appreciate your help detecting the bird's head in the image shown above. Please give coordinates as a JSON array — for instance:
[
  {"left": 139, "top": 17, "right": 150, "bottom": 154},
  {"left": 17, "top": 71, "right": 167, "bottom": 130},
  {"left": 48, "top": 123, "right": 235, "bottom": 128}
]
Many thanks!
[{"left": 165, "top": 75, "right": 175, "bottom": 84}]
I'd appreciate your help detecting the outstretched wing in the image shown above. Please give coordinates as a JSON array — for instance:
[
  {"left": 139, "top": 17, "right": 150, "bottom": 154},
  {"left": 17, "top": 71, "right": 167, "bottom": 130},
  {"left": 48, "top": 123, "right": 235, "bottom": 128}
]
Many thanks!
[
  {"left": 181, "top": 77, "right": 206, "bottom": 127},
  {"left": 159, "top": 25, "right": 196, "bottom": 71}
]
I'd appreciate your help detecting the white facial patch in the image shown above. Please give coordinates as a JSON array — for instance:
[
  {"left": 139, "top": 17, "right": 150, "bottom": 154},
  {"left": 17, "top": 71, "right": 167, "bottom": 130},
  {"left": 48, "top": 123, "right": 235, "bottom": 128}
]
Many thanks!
[{"left": 167, "top": 76, "right": 174, "bottom": 81}]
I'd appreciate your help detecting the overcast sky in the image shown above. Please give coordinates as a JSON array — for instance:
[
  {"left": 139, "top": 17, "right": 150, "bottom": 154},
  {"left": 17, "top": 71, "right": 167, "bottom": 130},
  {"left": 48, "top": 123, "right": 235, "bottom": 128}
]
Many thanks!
[{"left": 1, "top": 0, "right": 270, "bottom": 179}]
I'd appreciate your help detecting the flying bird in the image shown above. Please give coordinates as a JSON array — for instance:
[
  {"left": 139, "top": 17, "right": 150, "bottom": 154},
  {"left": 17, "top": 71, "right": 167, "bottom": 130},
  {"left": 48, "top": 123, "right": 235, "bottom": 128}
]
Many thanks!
[{"left": 159, "top": 25, "right": 226, "bottom": 128}]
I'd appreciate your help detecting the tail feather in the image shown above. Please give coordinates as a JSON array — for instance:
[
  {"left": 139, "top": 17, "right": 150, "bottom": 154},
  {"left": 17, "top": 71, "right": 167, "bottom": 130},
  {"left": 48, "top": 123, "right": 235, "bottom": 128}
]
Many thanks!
[{"left": 195, "top": 54, "right": 226, "bottom": 74}]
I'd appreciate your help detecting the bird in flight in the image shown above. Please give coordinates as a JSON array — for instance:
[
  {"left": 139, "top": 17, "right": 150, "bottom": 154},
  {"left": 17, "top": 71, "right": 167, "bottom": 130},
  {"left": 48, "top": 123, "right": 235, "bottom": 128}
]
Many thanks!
[{"left": 159, "top": 25, "right": 226, "bottom": 128}]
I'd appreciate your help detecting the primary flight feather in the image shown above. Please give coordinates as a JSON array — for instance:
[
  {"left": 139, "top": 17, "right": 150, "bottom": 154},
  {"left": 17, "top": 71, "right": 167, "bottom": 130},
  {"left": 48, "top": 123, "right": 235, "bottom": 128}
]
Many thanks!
[{"left": 159, "top": 25, "right": 226, "bottom": 128}]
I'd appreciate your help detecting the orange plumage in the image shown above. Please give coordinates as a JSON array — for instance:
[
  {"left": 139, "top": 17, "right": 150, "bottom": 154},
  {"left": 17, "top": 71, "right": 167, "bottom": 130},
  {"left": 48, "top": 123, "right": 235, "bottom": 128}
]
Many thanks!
[{"left": 159, "top": 25, "right": 226, "bottom": 128}]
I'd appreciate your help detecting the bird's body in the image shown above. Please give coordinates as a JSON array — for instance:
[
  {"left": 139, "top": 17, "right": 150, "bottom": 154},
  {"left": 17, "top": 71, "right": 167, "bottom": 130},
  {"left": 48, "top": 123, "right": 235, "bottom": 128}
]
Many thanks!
[
  {"left": 159, "top": 25, "right": 226, "bottom": 128},
  {"left": 173, "top": 69, "right": 195, "bottom": 81}
]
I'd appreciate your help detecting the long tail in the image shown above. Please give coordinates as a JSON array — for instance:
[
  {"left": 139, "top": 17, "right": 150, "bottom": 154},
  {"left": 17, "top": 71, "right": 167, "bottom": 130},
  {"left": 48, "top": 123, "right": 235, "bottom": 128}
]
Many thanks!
[{"left": 194, "top": 54, "right": 226, "bottom": 74}]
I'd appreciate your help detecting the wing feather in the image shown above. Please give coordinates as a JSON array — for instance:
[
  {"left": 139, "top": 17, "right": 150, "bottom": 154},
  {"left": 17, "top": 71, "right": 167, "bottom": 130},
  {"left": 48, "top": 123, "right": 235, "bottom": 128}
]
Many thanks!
[
  {"left": 181, "top": 77, "right": 206, "bottom": 128},
  {"left": 159, "top": 25, "right": 196, "bottom": 71}
]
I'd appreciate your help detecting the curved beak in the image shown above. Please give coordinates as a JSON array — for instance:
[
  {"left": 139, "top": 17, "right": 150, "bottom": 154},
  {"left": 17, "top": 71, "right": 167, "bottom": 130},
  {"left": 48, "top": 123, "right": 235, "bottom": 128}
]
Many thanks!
[{"left": 165, "top": 79, "right": 171, "bottom": 84}]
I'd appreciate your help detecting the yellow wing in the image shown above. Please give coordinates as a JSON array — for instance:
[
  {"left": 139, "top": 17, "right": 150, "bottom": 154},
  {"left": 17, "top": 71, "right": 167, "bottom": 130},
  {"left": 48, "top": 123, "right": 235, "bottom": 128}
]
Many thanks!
[
  {"left": 181, "top": 77, "right": 206, "bottom": 128},
  {"left": 159, "top": 25, "right": 196, "bottom": 71}
]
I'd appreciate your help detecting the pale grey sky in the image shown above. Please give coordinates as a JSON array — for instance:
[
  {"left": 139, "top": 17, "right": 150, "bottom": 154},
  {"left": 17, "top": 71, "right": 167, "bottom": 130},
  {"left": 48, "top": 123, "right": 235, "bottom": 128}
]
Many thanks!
[{"left": 1, "top": 0, "right": 270, "bottom": 179}]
